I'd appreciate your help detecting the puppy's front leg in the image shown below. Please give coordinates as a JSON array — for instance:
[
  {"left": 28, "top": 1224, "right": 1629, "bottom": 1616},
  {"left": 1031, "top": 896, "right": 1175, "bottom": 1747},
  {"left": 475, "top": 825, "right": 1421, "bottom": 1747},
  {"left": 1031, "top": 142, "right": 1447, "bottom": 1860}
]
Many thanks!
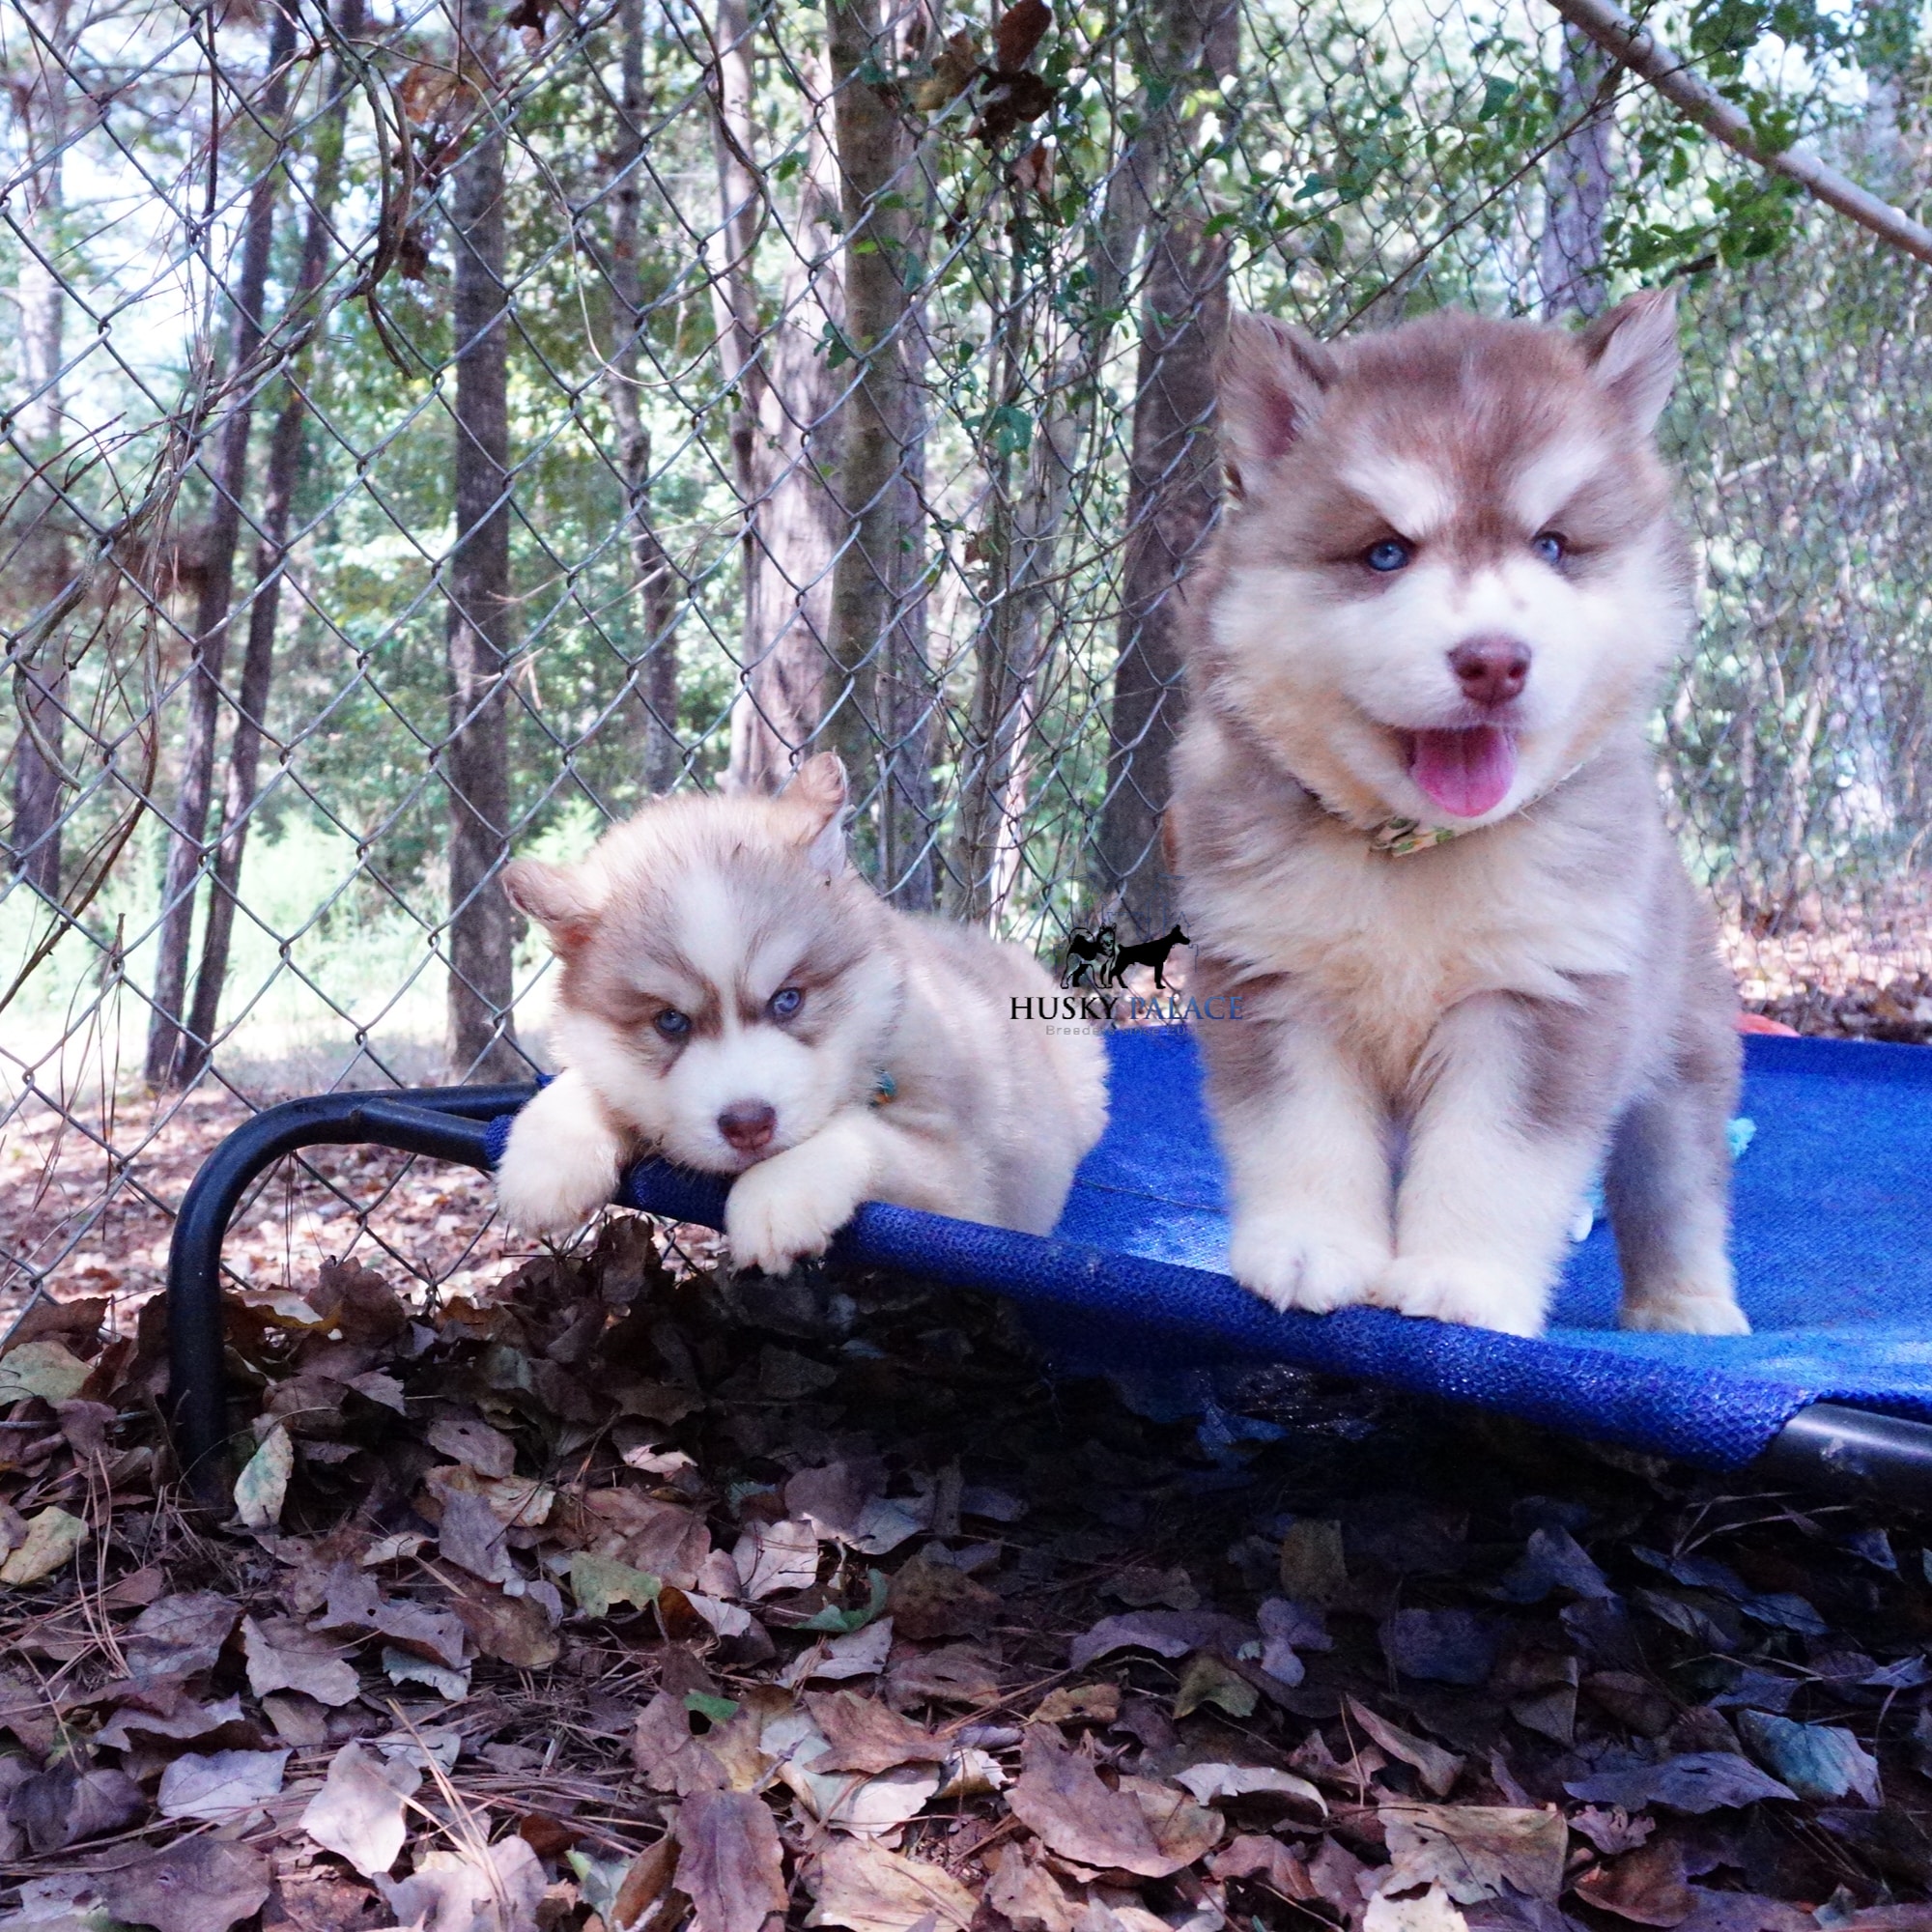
[
  {"left": 1608, "top": 1068, "right": 1747, "bottom": 1335},
  {"left": 724, "top": 1110, "right": 882, "bottom": 1273},
  {"left": 1208, "top": 1007, "right": 1394, "bottom": 1315},
  {"left": 495, "top": 1068, "right": 627, "bottom": 1236},
  {"left": 1378, "top": 993, "right": 1607, "bottom": 1336}
]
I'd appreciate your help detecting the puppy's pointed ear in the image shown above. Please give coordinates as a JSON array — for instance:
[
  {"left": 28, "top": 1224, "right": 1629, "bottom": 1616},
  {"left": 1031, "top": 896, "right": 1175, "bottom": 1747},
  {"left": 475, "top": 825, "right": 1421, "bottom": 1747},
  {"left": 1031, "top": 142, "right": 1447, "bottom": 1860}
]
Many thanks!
[
  {"left": 1216, "top": 312, "right": 1337, "bottom": 497},
  {"left": 1581, "top": 287, "right": 1679, "bottom": 437},
  {"left": 502, "top": 858, "right": 603, "bottom": 953},
  {"left": 785, "top": 753, "right": 849, "bottom": 879}
]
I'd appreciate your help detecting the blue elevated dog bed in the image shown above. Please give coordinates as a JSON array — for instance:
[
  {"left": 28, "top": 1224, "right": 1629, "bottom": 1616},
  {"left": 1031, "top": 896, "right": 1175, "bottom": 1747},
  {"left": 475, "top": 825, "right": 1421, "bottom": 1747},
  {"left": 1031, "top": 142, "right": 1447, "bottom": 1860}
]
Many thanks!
[{"left": 165, "top": 1030, "right": 1932, "bottom": 1502}]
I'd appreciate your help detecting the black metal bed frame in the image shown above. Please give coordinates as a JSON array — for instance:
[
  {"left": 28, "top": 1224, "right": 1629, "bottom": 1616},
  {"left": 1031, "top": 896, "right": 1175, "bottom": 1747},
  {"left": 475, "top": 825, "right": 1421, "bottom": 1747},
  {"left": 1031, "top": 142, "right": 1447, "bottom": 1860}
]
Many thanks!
[{"left": 162, "top": 1088, "right": 1932, "bottom": 1510}]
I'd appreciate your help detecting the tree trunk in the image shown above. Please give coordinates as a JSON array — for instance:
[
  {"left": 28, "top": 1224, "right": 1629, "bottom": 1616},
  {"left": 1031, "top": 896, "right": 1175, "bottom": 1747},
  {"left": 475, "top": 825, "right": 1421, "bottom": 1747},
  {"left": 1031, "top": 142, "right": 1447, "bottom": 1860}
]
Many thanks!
[
  {"left": 604, "top": 0, "right": 683, "bottom": 792},
  {"left": 952, "top": 94, "right": 1161, "bottom": 925},
  {"left": 1094, "top": 0, "right": 1239, "bottom": 937},
  {"left": 709, "top": 0, "right": 843, "bottom": 797},
  {"left": 442, "top": 0, "right": 522, "bottom": 1081},
  {"left": 144, "top": 1, "right": 298, "bottom": 1088},
  {"left": 826, "top": 0, "right": 934, "bottom": 903},
  {"left": 182, "top": 11, "right": 359, "bottom": 1082},
  {"left": 8, "top": 0, "right": 74, "bottom": 903},
  {"left": 1538, "top": 24, "right": 1615, "bottom": 320}
]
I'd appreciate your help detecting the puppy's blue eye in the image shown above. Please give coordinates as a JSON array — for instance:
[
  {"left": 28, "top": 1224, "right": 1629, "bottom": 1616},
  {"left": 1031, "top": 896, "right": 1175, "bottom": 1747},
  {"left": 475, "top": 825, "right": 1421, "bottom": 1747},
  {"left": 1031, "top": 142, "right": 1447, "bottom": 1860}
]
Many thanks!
[
  {"left": 1533, "top": 531, "right": 1566, "bottom": 565},
  {"left": 769, "top": 986, "right": 804, "bottom": 1020},
  {"left": 1365, "top": 539, "right": 1411, "bottom": 573},
  {"left": 653, "top": 1009, "right": 691, "bottom": 1040}
]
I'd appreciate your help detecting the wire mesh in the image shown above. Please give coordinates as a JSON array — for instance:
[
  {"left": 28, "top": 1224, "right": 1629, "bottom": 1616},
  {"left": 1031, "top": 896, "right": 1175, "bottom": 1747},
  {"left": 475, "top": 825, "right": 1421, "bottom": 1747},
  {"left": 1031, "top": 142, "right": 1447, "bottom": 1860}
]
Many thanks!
[{"left": 3, "top": 0, "right": 1928, "bottom": 1327}]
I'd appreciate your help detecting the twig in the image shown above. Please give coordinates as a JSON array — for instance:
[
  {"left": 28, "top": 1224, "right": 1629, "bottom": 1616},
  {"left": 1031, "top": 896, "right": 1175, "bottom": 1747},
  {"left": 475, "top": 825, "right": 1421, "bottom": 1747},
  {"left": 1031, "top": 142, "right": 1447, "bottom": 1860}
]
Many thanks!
[{"left": 1541, "top": 0, "right": 1932, "bottom": 268}]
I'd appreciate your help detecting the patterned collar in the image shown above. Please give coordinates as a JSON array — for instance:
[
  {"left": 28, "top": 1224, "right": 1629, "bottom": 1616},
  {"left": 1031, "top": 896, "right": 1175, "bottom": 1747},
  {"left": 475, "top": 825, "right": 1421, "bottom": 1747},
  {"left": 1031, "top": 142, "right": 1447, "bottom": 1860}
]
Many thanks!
[{"left": 1314, "top": 761, "right": 1583, "bottom": 860}]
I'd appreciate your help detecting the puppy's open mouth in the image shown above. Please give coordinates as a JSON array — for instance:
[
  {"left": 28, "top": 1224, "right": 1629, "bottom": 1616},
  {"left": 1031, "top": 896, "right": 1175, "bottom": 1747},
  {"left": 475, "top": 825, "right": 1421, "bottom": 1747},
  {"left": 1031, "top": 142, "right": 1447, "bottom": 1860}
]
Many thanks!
[{"left": 1402, "top": 725, "right": 1519, "bottom": 819}]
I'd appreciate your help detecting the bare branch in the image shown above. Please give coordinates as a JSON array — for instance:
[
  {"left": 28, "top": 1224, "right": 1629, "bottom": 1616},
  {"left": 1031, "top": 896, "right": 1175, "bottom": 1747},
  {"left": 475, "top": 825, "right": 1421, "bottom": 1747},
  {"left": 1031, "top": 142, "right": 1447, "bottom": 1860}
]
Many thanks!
[{"left": 1542, "top": 0, "right": 1932, "bottom": 269}]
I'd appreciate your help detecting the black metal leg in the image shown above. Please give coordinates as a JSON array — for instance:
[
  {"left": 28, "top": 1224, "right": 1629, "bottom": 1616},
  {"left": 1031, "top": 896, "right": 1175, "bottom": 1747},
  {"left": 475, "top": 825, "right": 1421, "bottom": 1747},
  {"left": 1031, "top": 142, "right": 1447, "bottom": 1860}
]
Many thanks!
[
  {"left": 1753, "top": 1402, "right": 1932, "bottom": 1511},
  {"left": 165, "top": 1085, "right": 535, "bottom": 1501}
]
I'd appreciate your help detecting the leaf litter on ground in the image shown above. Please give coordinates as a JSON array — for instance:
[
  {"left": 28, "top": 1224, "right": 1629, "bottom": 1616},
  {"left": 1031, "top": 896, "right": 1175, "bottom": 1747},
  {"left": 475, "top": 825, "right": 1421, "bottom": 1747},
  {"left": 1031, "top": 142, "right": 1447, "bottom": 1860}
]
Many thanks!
[{"left": 3, "top": 1217, "right": 1932, "bottom": 1932}]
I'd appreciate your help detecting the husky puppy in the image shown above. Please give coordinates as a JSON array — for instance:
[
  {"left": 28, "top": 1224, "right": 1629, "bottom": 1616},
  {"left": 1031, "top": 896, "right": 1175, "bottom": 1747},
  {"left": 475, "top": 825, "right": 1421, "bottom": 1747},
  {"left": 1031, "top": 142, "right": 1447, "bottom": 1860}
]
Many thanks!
[
  {"left": 1167, "top": 291, "right": 1747, "bottom": 1338},
  {"left": 493, "top": 755, "right": 1109, "bottom": 1270}
]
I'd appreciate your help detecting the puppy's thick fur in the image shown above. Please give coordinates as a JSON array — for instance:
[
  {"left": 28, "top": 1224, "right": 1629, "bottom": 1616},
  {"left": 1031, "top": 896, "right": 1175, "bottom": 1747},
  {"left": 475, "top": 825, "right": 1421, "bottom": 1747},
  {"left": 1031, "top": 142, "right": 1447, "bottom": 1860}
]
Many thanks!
[
  {"left": 495, "top": 756, "right": 1109, "bottom": 1270},
  {"left": 1167, "top": 292, "right": 1747, "bottom": 1338}
]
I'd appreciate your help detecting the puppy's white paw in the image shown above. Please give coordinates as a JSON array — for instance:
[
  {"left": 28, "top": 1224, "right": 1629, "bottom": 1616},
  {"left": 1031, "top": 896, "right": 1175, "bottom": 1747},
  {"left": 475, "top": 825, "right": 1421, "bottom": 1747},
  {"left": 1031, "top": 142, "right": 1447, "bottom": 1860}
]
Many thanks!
[
  {"left": 495, "top": 1104, "right": 622, "bottom": 1236},
  {"left": 1228, "top": 1213, "right": 1385, "bottom": 1315},
  {"left": 1375, "top": 1255, "right": 1548, "bottom": 1336},
  {"left": 1621, "top": 1289, "right": 1750, "bottom": 1336},
  {"left": 724, "top": 1157, "right": 859, "bottom": 1274}
]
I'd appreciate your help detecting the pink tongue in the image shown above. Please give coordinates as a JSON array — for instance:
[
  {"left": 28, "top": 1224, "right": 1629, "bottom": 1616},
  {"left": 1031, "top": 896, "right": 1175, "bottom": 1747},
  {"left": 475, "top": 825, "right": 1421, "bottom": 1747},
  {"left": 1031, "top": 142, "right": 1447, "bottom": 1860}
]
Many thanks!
[{"left": 1408, "top": 726, "right": 1519, "bottom": 818}]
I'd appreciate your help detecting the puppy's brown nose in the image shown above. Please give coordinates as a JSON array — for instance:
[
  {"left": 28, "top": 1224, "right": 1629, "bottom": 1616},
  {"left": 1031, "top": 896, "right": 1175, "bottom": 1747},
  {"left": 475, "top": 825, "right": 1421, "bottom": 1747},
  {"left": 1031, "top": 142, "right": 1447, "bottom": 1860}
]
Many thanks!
[
  {"left": 1449, "top": 637, "right": 1530, "bottom": 709},
  {"left": 718, "top": 1101, "right": 777, "bottom": 1155}
]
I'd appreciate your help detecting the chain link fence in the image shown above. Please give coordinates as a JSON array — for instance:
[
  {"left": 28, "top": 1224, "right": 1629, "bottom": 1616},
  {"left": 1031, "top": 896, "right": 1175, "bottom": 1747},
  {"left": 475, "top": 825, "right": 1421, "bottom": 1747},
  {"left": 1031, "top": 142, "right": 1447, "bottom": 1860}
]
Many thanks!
[{"left": 3, "top": 0, "right": 1928, "bottom": 1325}]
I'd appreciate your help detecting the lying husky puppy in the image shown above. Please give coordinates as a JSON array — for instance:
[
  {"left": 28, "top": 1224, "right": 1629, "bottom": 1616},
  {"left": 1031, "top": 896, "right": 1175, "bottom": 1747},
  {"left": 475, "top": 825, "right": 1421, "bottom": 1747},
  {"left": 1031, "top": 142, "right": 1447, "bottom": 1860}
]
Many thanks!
[
  {"left": 494, "top": 754, "right": 1109, "bottom": 1270},
  {"left": 1167, "top": 291, "right": 1747, "bottom": 1338}
]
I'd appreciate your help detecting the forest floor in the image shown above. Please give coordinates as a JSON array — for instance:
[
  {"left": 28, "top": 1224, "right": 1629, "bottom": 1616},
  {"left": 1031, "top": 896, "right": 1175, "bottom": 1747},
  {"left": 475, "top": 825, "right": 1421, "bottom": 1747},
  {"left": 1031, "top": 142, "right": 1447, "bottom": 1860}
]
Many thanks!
[{"left": 3, "top": 1218, "right": 1932, "bottom": 1932}]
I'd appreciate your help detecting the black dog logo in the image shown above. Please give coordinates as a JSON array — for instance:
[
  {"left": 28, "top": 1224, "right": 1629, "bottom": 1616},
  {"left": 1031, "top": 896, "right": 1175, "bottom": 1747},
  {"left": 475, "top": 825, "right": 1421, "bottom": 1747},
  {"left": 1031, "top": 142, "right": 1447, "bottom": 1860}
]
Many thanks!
[
  {"left": 1060, "top": 924, "right": 1117, "bottom": 988},
  {"left": 1103, "top": 923, "right": 1190, "bottom": 990}
]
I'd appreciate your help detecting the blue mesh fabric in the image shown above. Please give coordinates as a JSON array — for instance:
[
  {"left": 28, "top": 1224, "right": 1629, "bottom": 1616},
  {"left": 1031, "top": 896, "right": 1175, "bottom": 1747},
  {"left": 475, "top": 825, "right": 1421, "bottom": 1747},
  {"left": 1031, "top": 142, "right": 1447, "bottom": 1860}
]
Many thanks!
[{"left": 483, "top": 1031, "right": 1932, "bottom": 1468}]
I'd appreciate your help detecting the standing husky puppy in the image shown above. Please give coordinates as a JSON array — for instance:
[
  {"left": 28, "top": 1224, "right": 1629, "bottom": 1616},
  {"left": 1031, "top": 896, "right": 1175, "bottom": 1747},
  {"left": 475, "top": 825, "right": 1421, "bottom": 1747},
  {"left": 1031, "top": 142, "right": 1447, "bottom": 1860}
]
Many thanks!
[
  {"left": 1167, "top": 291, "right": 1747, "bottom": 1339},
  {"left": 494, "top": 755, "right": 1109, "bottom": 1269}
]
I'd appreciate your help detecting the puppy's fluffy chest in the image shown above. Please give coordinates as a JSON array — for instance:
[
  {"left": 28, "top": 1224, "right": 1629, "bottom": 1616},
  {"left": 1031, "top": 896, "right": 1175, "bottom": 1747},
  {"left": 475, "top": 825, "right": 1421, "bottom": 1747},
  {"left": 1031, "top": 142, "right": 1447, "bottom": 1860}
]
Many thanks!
[{"left": 1186, "top": 735, "right": 1647, "bottom": 1075}]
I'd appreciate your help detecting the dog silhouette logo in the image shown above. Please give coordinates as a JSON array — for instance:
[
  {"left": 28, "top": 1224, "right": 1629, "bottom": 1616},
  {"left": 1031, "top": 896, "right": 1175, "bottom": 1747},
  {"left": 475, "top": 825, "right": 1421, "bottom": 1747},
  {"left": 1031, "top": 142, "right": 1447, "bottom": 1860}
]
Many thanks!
[{"left": 1057, "top": 923, "right": 1189, "bottom": 990}]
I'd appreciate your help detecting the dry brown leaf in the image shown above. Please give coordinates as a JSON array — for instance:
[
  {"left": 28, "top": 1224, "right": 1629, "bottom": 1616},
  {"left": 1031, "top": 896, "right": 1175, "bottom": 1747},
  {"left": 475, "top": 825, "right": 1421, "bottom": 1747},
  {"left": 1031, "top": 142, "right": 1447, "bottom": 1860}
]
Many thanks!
[
  {"left": 675, "top": 1788, "right": 787, "bottom": 1932},
  {"left": 1066, "top": 1609, "right": 1249, "bottom": 1671},
  {"left": 435, "top": 1489, "right": 515, "bottom": 1583},
  {"left": 1279, "top": 1520, "right": 1349, "bottom": 1605},
  {"left": 733, "top": 1518, "right": 821, "bottom": 1600},
  {"left": 156, "top": 1747, "right": 289, "bottom": 1820},
  {"left": 805, "top": 1690, "right": 949, "bottom": 1773},
  {"left": 243, "top": 1615, "right": 360, "bottom": 1706},
  {"left": 580, "top": 1489, "right": 712, "bottom": 1586},
  {"left": 1574, "top": 1838, "right": 1696, "bottom": 1926},
  {"left": 377, "top": 1838, "right": 545, "bottom": 1932},
  {"left": 1378, "top": 1803, "right": 1570, "bottom": 1903},
  {"left": 450, "top": 1586, "right": 559, "bottom": 1668},
  {"left": 234, "top": 1425, "right": 293, "bottom": 1529},
  {"left": 1572, "top": 1805, "right": 1657, "bottom": 1855},
  {"left": 99, "top": 1838, "right": 271, "bottom": 1932},
  {"left": 1118, "top": 1773, "right": 1224, "bottom": 1870},
  {"left": 125, "top": 1592, "right": 242, "bottom": 1682},
  {"left": 884, "top": 1642, "right": 999, "bottom": 1705},
  {"left": 607, "top": 1837, "right": 680, "bottom": 1932},
  {"left": 992, "top": 0, "right": 1051, "bottom": 71},
  {"left": 1364, "top": 1885, "right": 1470, "bottom": 1932},
  {"left": 94, "top": 1690, "right": 255, "bottom": 1752},
  {"left": 301, "top": 1741, "right": 422, "bottom": 1879},
  {"left": 885, "top": 1555, "right": 1000, "bottom": 1640},
  {"left": 768, "top": 1706, "right": 938, "bottom": 1835},
  {"left": 0, "top": 1506, "right": 88, "bottom": 1585},
  {"left": 803, "top": 1836, "right": 975, "bottom": 1932},
  {"left": 6, "top": 1763, "right": 146, "bottom": 1853},
  {"left": 1349, "top": 1699, "right": 1464, "bottom": 1798},
  {"left": 781, "top": 1618, "right": 895, "bottom": 1689},
  {"left": 273, "top": 1870, "right": 387, "bottom": 1932},
  {"left": 1208, "top": 1833, "right": 1318, "bottom": 1897},
  {"left": 912, "top": 30, "right": 980, "bottom": 112},
  {"left": 1032, "top": 1682, "right": 1121, "bottom": 1726},
  {"left": 984, "top": 1843, "right": 1077, "bottom": 1932},
  {"left": 1175, "top": 1762, "right": 1325, "bottom": 1812},
  {"left": 1005, "top": 1727, "right": 1171, "bottom": 1877},
  {"left": 428, "top": 1416, "right": 516, "bottom": 1477}
]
